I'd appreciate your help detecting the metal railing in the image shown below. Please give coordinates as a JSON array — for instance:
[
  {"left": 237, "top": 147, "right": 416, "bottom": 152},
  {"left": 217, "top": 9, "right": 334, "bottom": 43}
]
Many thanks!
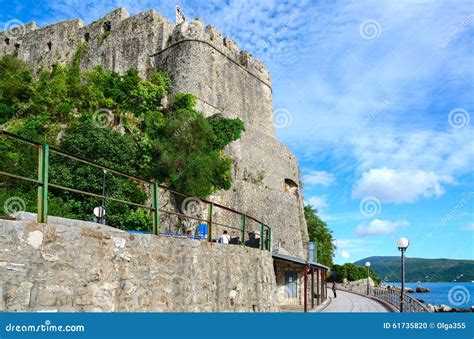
[
  {"left": 0, "top": 130, "right": 272, "bottom": 251},
  {"left": 340, "top": 284, "right": 431, "bottom": 312}
]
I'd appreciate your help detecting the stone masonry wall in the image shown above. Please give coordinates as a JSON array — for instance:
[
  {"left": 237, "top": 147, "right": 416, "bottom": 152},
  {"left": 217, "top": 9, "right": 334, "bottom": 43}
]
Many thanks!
[
  {"left": 273, "top": 260, "right": 305, "bottom": 306},
  {"left": 0, "top": 214, "right": 279, "bottom": 312}
]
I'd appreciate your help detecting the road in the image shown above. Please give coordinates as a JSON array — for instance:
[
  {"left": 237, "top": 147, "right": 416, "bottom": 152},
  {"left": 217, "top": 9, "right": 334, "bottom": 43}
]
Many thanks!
[{"left": 322, "top": 289, "right": 390, "bottom": 312}]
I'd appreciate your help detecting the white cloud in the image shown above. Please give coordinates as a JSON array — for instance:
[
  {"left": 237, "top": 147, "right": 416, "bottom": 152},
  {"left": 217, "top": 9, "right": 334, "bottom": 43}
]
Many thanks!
[
  {"left": 303, "top": 170, "right": 335, "bottom": 186},
  {"left": 356, "top": 219, "right": 409, "bottom": 237},
  {"left": 460, "top": 224, "right": 474, "bottom": 231},
  {"left": 334, "top": 238, "right": 383, "bottom": 263},
  {"left": 305, "top": 196, "right": 328, "bottom": 210},
  {"left": 335, "top": 238, "right": 381, "bottom": 253},
  {"left": 269, "top": 1, "right": 474, "bottom": 201},
  {"left": 350, "top": 129, "right": 474, "bottom": 178},
  {"left": 352, "top": 168, "right": 453, "bottom": 203},
  {"left": 340, "top": 250, "right": 350, "bottom": 260}
]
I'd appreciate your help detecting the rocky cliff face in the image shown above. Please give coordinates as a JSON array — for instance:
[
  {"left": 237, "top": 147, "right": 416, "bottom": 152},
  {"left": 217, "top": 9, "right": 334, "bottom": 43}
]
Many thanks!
[{"left": 0, "top": 7, "right": 309, "bottom": 258}]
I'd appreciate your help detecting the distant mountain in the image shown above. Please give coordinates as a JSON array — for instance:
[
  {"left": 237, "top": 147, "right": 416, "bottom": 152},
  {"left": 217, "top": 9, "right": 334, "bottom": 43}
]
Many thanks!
[{"left": 353, "top": 256, "right": 474, "bottom": 282}]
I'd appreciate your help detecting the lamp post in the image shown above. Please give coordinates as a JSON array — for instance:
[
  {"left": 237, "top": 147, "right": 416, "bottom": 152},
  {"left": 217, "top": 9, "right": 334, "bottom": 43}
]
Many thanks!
[
  {"left": 397, "top": 237, "right": 410, "bottom": 312},
  {"left": 365, "top": 261, "right": 371, "bottom": 295}
]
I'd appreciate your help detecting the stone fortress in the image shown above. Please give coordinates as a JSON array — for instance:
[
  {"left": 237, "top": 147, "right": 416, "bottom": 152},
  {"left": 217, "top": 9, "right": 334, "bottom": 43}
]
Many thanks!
[{"left": 0, "top": 8, "right": 328, "bottom": 312}]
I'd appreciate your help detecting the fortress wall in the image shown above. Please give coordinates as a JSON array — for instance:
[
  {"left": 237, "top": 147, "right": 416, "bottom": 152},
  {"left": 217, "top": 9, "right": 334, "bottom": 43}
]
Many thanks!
[
  {"left": 0, "top": 8, "right": 174, "bottom": 77},
  {"left": 155, "top": 19, "right": 275, "bottom": 137},
  {"left": 1, "top": 20, "right": 84, "bottom": 70},
  {"left": 211, "top": 131, "right": 308, "bottom": 258},
  {"left": 79, "top": 9, "right": 174, "bottom": 76},
  {"left": 154, "top": 19, "right": 308, "bottom": 256},
  {"left": 0, "top": 22, "right": 40, "bottom": 58},
  {"left": 0, "top": 214, "right": 279, "bottom": 312},
  {"left": 0, "top": 8, "right": 309, "bottom": 258}
]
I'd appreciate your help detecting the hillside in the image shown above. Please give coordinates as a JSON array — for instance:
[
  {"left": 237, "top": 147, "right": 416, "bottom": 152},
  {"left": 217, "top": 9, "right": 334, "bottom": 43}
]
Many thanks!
[{"left": 354, "top": 256, "right": 474, "bottom": 282}]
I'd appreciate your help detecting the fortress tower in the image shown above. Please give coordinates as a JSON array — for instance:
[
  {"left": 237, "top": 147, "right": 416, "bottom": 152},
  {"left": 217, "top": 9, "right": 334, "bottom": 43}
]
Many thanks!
[{"left": 0, "top": 8, "right": 309, "bottom": 258}]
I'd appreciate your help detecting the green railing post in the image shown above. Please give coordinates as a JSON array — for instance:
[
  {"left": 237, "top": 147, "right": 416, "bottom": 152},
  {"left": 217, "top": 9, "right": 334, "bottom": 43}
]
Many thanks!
[
  {"left": 37, "top": 144, "right": 49, "bottom": 223},
  {"left": 268, "top": 228, "right": 272, "bottom": 252},
  {"left": 152, "top": 181, "right": 160, "bottom": 235},
  {"left": 264, "top": 226, "right": 268, "bottom": 251},
  {"left": 260, "top": 223, "right": 264, "bottom": 250},
  {"left": 207, "top": 203, "right": 213, "bottom": 242},
  {"left": 241, "top": 214, "right": 246, "bottom": 246}
]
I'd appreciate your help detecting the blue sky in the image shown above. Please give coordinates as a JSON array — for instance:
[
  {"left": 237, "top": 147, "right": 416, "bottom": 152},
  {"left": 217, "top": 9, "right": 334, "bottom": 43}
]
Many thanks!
[{"left": 1, "top": 0, "right": 472, "bottom": 264}]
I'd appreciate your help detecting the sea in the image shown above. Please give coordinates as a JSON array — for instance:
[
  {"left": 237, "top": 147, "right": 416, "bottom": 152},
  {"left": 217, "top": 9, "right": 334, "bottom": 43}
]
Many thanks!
[{"left": 384, "top": 282, "right": 473, "bottom": 309}]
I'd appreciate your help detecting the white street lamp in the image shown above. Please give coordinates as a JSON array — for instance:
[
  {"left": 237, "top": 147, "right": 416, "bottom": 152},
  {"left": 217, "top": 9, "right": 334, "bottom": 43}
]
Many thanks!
[
  {"left": 397, "top": 237, "right": 410, "bottom": 250},
  {"left": 365, "top": 261, "right": 371, "bottom": 295},
  {"left": 397, "top": 237, "right": 410, "bottom": 312}
]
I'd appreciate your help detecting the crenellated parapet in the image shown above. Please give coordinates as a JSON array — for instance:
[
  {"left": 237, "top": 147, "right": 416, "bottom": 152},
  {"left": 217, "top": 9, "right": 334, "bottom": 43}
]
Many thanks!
[
  {"left": 167, "top": 19, "right": 271, "bottom": 85},
  {"left": 0, "top": 9, "right": 269, "bottom": 85},
  {"left": 0, "top": 21, "right": 40, "bottom": 56},
  {"left": 0, "top": 8, "right": 173, "bottom": 75}
]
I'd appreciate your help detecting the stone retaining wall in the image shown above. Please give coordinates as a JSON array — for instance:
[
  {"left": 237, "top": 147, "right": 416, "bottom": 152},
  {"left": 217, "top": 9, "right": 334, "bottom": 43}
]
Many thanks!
[{"left": 0, "top": 214, "right": 279, "bottom": 312}]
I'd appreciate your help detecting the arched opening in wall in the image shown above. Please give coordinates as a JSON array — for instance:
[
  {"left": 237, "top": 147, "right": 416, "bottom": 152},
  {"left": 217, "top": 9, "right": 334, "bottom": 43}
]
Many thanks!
[
  {"left": 4, "top": 38, "right": 9, "bottom": 45},
  {"left": 14, "top": 43, "right": 20, "bottom": 50},
  {"left": 47, "top": 41, "right": 52, "bottom": 51},
  {"left": 84, "top": 32, "right": 90, "bottom": 43},
  {"left": 102, "top": 21, "right": 111, "bottom": 32},
  {"left": 284, "top": 178, "right": 299, "bottom": 197}
]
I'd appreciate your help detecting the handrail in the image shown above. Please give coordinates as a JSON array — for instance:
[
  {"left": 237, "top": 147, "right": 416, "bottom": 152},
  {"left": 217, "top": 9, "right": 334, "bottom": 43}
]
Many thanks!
[
  {"left": 0, "top": 130, "right": 272, "bottom": 251},
  {"left": 0, "top": 130, "right": 41, "bottom": 146},
  {"left": 0, "top": 130, "right": 269, "bottom": 227},
  {"left": 339, "top": 284, "right": 431, "bottom": 312}
]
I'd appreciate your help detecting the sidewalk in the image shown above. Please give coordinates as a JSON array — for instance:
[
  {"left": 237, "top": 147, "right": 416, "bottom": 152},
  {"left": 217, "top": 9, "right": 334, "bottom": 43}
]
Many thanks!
[{"left": 322, "top": 289, "right": 389, "bottom": 312}]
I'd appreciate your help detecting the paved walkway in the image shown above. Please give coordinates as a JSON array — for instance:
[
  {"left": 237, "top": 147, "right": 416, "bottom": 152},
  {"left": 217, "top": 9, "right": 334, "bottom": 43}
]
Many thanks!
[{"left": 322, "top": 289, "right": 389, "bottom": 312}]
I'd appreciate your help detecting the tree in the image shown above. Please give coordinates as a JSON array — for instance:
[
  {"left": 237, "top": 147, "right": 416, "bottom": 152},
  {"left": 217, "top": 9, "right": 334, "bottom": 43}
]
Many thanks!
[
  {"left": 151, "top": 93, "right": 244, "bottom": 197},
  {"left": 0, "top": 54, "right": 34, "bottom": 124},
  {"left": 304, "top": 205, "right": 335, "bottom": 266},
  {"left": 328, "top": 263, "right": 380, "bottom": 284}
]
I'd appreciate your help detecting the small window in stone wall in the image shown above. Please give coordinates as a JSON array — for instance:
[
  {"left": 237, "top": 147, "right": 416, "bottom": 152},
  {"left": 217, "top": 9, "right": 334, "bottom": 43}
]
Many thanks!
[
  {"left": 47, "top": 41, "right": 52, "bottom": 51},
  {"left": 14, "top": 43, "right": 20, "bottom": 50},
  {"left": 284, "top": 178, "right": 298, "bottom": 196},
  {"left": 103, "top": 21, "right": 112, "bottom": 32},
  {"left": 4, "top": 38, "right": 10, "bottom": 45},
  {"left": 84, "top": 32, "right": 90, "bottom": 43}
]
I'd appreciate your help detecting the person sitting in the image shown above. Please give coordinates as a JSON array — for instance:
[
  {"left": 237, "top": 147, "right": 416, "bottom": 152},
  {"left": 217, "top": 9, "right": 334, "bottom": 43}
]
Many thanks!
[
  {"left": 244, "top": 232, "right": 260, "bottom": 248},
  {"left": 218, "top": 230, "right": 231, "bottom": 244},
  {"left": 229, "top": 236, "right": 241, "bottom": 245}
]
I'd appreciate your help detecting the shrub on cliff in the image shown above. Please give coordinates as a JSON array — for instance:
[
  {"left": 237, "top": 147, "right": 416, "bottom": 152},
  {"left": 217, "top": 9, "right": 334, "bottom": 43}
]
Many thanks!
[{"left": 153, "top": 93, "right": 243, "bottom": 197}]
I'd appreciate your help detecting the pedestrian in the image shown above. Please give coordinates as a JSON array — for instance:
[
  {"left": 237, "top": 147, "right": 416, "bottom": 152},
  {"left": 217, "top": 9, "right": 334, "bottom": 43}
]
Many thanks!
[
  {"left": 219, "top": 230, "right": 231, "bottom": 244},
  {"left": 332, "top": 281, "right": 337, "bottom": 298}
]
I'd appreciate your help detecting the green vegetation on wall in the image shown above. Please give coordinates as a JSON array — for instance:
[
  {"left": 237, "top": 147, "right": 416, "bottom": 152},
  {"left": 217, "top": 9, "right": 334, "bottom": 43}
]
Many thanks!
[{"left": 0, "top": 53, "right": 244, "bottom": 230}]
